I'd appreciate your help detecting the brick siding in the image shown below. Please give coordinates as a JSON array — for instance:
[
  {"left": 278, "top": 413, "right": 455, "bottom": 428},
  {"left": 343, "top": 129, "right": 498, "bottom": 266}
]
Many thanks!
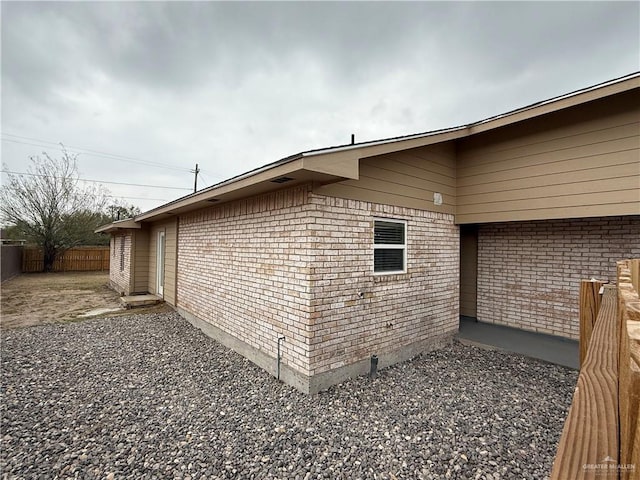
[
  {"left": 177, "top": 186, "right": 316, "bottom": 377},
  {"left": 176, "top": 184, "right": 459, "bottom": 389},
  {"left": 307, "top": 194, "right": 459, "bottom": 376},
  {"left": 477, "top": 216, "right": 640, "bottom": 339},
  {"left": 109, "top": 232, "right": 131, "bottom": 295}
]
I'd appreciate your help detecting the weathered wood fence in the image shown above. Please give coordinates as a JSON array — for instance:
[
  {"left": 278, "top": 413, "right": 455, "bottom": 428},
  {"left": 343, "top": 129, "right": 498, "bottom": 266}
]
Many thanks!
[
  {"left": 551, "top": 259, "right": 640, "bottom": 480},
  {"left": 1, "top": 245, "right": 23, "bottom": 282},
  {"left": 21, "top": 246, "right": 110, "bottom": 273}
]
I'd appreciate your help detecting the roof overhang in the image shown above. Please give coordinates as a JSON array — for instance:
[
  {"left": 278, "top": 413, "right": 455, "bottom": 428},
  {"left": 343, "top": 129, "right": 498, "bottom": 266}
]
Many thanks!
[
  {"left": 130, "top": 72, "right": 639, "bottom": 224},
  {"left": 135, "top": 156, "right": 360, "bottom": 222},
  {"left": 466, "top": 73, "right": 640, "bottom": 135},
  {"left": 95, "top": 218, "right": 142, "bottom": 234}
]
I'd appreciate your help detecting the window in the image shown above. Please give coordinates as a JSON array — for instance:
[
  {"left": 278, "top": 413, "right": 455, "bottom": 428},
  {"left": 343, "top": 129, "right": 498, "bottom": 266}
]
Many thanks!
[
  {"left": 120, "top": 236, "right": 125, "bottom": 272},
  {"left": 374, "top": 219, "right": 406, "bottom": 274}
]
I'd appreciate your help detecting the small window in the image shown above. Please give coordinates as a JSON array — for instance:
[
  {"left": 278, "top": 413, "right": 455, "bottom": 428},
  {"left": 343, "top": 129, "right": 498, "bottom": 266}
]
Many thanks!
[
  {"left": 120, "top": 236, "right": 125, "bottom": 272},
  {"left": 374, "top": 219, "right": 406, "bottom": 274}
]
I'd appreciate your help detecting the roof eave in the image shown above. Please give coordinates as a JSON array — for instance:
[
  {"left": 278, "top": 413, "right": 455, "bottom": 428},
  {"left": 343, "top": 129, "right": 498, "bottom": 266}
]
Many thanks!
[
  {"left": 131, "top": 71, "right": 639, "bottom": 224},
  {"left": 134, "top": 156, "right": 359, "bottom": 222},
  {"left": 95, "top": 218, "right": 142, "bottom": 234}
]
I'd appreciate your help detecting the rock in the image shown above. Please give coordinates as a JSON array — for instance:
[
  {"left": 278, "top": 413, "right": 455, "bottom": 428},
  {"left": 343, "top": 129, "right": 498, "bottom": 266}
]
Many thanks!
[{"left": 0, "top": 312, "right": 576, "bottom": 479}]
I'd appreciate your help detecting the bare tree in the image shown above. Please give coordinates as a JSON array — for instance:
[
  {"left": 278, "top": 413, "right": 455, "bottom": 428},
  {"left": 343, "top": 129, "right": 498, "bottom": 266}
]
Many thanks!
[
  {"left": 0, "top": 149, "right": 109, "bottom": 272},
  {"left": 107, "top": 202, "right": 141, "bottom": 221}
]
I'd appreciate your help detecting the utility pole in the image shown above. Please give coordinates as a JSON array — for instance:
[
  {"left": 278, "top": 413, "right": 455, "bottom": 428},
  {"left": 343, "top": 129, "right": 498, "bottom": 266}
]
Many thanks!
[{"left": 193, "top": 163, "right": 200, "bottom": 192}]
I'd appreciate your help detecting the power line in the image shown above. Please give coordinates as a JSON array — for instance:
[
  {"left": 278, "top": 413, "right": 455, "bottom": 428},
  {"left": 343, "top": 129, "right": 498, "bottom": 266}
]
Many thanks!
[
  {"left": 1, "top": 169, "right": 192, "bottom": 191},
  {"left": 1, "top": 134, "right": 193, "bottom": 172},
  {"left": 199, "top": 172, "right": 210, "bottom": 187},
  {"left": 105, "top": 194, "right": 172, "bottom": 202}
]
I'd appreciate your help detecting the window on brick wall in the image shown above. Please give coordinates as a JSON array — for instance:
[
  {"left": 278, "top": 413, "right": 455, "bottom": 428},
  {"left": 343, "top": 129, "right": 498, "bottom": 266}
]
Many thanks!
[
  {"left": 374, "top": 218, "right": 407, "bottom": 274},
  {"left": 120, "top": 236, "right": 125, "bottom": 272}
]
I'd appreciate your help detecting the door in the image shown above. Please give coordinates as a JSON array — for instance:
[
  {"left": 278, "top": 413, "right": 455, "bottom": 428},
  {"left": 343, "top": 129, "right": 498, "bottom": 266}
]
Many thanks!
[
  {"left": 460, "top": 225, "right": 478, "bottom": 318},
  {"left": 156, "top": 230, "right": 165, "bottom": 297}
]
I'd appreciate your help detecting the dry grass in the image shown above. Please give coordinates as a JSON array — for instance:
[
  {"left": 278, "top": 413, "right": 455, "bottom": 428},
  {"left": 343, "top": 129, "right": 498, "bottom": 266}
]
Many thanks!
[{"left": 0, "top": 272, "right": 171, "bottom": 329}]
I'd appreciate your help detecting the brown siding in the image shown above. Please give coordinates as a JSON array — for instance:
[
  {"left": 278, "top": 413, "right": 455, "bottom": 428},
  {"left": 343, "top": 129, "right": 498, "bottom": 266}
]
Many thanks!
[
  {"left": 314, "top": 141, "right": 456, "bottom": 214},
  {"left": 164, "top": 220, "right": 177, "bottom": 305},
  {"left": 148, "top": 218, "right": 177, "bottom": 305},
  {"left": 133, "top": 228, "right": 149, "bottom": 294},
  {"left": 456, "top": 89, "right": 640, "bottom": 224},
  {"left": 148, "top": 226, "right": 156, "bottom": 295}
]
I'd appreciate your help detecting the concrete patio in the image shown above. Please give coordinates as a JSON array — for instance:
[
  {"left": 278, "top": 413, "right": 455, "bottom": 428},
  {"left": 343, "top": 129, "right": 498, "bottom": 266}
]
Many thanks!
[{"left": 457, "top": 316, "right": 579, "bottom": 370}]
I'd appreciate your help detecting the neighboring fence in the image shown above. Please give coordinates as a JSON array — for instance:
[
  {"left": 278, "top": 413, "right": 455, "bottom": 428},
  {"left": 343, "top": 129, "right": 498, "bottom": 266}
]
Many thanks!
[
  {"left": 21, "top": 246, "right": 110, "bottom": 273},
  {"left": 551, "top": 259, "right": 640, "bottom": 480},
  {"left": 1, "top": 245, "right": 24, "bottom": 282}
]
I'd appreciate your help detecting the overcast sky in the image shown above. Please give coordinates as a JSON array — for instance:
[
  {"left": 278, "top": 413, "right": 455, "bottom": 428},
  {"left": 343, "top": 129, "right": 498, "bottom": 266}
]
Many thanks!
[{"left": 2, "top": 1, "right": 639, "bottom": 212}]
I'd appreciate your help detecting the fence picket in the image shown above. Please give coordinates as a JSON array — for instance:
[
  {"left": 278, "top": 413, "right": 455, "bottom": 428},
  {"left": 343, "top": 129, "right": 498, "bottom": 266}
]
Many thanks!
[{"left": 21, "top": 246, "right": 109, "bottom": 272}]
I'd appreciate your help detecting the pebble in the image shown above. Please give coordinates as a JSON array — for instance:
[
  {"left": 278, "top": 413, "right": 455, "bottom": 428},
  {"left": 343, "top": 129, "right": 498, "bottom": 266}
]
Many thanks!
[{"left": 1, "top": 312, "right": 577, "bottom": 478}]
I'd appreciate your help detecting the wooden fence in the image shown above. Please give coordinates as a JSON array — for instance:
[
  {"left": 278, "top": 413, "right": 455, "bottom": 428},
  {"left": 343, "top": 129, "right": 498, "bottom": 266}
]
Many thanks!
[
  {"left": 1, "top": 245, "right": 23, "bottom": 282},
  {"left": 551, "top": 259, "right": 640, "bottom": 480},
  {"left": 21, "top": 246, "right": 110, "bottom": 273}
]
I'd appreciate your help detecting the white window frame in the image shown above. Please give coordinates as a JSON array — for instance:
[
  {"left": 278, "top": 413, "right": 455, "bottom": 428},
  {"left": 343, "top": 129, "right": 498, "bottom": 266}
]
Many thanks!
[{"left": 373, "top": 217, "right": 407, "bottom": 275}]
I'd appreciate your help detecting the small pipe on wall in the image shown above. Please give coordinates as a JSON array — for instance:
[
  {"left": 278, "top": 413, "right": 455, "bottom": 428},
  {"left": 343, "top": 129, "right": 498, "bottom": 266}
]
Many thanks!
[{"left": 277, "top": 336, "right": 286, "bottom": 380}]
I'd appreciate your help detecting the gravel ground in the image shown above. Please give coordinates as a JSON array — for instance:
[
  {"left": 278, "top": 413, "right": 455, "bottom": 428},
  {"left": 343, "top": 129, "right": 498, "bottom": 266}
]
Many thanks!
[{"left": 1, "top": 312, "right": 577, "bottom": 480}]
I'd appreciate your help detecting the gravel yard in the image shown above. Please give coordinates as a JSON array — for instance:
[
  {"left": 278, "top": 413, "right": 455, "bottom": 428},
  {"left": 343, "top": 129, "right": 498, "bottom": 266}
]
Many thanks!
[{"left": 1, "top": 312, "right": 577, "bottom": 480}]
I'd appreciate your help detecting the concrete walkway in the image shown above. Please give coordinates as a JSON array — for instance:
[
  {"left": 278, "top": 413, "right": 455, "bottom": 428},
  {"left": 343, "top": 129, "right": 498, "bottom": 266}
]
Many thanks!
[{"left": 457, "top": 316, "right": 579, "bottom": 370}]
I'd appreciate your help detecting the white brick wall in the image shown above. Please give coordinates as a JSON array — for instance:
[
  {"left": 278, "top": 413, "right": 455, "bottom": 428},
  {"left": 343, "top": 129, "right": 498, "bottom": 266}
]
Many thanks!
[
  {"left": 109, "top": 232, "right": 131, "bottom": 295},
  {"left": 307, "top": 195, "right": 459, "bottom": 376},
  {"left": 176, "top": 184, "right": 459, "bottom": 387},
  {"left": 177, "top": 186, "right": 315, "bottom": 376},
  {"left": 477, "top": 215, "right": 640, "bottom": 339}
]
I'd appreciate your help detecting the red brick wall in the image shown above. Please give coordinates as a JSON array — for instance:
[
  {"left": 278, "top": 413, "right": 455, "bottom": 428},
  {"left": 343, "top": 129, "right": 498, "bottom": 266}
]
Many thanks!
[{"left": 477, "top": 216, "right": 640, "bottom": 339}]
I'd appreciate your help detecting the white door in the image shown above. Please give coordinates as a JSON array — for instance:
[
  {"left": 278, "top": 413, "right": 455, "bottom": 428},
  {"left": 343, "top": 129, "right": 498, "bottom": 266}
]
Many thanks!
[{"left": 156, "top": 230, "right": 165, "bottom": 297}]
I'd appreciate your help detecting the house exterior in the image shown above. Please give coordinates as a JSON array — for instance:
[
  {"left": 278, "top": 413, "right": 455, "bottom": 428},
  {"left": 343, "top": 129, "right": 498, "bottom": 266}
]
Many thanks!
[{"left": 98, "top": 73, "right": 640, "bottom": 393}]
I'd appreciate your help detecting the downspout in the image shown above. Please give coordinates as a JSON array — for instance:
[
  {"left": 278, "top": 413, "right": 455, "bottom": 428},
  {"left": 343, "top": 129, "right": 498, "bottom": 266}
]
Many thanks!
[{"left": 277, "top": 336, "right": 286, "bottom": 381}]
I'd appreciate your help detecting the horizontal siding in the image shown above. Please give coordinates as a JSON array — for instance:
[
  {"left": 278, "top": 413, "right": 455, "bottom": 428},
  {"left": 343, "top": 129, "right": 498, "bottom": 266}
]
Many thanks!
[
  {"left": 147, "top": 218, "right": 178, "bottom": 305},
  {"left": 457, "top": 160, "right": 637, "bottom": 196},
  {"left": 133, "top": 229, "right": 149, "bottom": 293},
  {"left": 148, "top": 228, "right": 157, "bottom": 295},
  {"left": 457, "top": 202, "right": 640, "bottom": 224},
  {"left": 164, "top": 220, "right": 177, "bottom": 306},
  {"left": 315, "top": 141, "right": 456, "bottom": 214},
  {"left": 456, "top": 89, "right": 640, "bottom": 223}
]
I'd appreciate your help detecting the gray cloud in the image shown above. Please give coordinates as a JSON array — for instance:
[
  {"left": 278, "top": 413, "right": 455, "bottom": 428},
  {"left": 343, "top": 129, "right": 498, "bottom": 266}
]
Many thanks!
[{"left": 2, "top": 1, "right": 638, "bottom": 211}]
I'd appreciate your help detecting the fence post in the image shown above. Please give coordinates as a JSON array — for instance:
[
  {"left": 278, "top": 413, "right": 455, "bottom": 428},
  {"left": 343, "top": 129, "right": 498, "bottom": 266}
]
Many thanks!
[
  {"left": 579, "top": 279, "right": 605, "bottom": 368},
  {"left": 617, "top": 260, "right": 640, "bottom": 479}
]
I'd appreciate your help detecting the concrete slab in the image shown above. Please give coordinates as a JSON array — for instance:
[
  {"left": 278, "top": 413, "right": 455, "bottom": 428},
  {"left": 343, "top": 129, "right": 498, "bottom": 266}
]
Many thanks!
[
  {"left": 78, "top": 307, "right": 124, "bottom": 318},
  {"left": 120, "top": 294, "right": 163, "bottom": 309},
  {"left": 457, "top": 316, "right": 579, "bottom": 370}
]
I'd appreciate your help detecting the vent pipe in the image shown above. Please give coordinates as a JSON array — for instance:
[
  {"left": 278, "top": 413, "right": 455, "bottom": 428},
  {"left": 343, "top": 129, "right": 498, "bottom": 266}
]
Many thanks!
[
  {"left": 277, "top": 336, "right": 286, "bottom": 380},
  {"left": 370, "top": 355, "right": 378, "bottom": 379}
]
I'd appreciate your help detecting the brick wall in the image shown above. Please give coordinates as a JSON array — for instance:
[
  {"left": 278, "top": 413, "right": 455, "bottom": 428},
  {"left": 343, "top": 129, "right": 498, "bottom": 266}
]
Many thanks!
[
  {"left": 477, "top": 216, "right": 640, "bottom": 339},
  {"left": 177, "top": 185, "right": 315, "bottom": 377},
  {"left": 109, "top": 232, "right": 131, "bottom": 295},
  {"left": 307, "top": 194, "right": 459, "bottom": 377},
  {"left": 176, "top": 184, "right": 459, "bottom": 391}
]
